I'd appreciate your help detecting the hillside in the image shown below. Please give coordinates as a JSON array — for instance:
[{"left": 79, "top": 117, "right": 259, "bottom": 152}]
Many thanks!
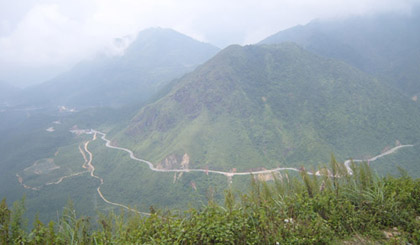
[
  {"left": 114, "top": 43, "right": 420, "bottom": 171},
  {"left": 18, "top": 28, "right": 219, "bottom": 108},
  {"left": 259, "top": 8, "right": 420, "bottom": 98}
]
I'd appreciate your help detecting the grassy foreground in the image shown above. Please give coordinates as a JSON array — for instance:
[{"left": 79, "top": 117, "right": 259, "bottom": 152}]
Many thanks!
[{"left": 1, "top": 158, "right": 420, "bottom": 244}]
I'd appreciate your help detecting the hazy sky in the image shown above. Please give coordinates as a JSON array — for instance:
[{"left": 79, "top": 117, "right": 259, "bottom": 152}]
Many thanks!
[{"left": 0, "top": 0, "right": 418, "bottom": 87}]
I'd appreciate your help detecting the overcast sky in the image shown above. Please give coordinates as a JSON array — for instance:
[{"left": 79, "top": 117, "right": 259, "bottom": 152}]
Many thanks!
[{"left": 0, "top": 0, "right": 419, "bottom": 87}]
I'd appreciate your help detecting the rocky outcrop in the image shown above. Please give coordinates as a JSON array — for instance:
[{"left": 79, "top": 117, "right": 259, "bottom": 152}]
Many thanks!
[{"left": 157, "top": 153, "right": 191, "bottom": 170}]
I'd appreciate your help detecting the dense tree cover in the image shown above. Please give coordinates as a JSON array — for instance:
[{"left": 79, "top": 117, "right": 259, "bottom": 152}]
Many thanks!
[
  {"left": 0, "top": 105, "right": 137, "bottom": 223},
  {"left": 1, "top": 161, "right": 419, "bottom": 244},
  {"left": 117, "top": 43, "right": 420, "bottom": 171},
  {"left": 1, "top": 11, "right": 420, "bottom": 240}
]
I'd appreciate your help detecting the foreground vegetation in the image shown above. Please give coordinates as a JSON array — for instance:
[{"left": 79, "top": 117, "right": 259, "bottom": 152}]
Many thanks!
[{"left": 1, "top": 158, "right": 420, "bottom": 244}]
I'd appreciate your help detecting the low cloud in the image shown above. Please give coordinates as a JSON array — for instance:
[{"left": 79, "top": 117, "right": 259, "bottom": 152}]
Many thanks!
[{"left": 0, "top": 0, "right": 418, "bottom": 86}]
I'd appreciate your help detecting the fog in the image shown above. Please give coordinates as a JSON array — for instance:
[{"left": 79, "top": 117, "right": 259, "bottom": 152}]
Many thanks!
[{"left": 0, "top": 0, "right": 418, "bottom": 87}]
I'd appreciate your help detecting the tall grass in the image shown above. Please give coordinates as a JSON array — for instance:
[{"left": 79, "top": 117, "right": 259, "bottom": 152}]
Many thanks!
[{"left": 1, "top": 158, "right": 419, "bottom": 244}]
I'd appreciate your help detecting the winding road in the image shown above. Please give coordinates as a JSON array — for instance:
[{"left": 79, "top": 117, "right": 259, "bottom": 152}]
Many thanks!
[
  {"left": 17, "top": 128, "right": 414, "bottom": 215},
  {"left": 344, "top": 144, "right": 414, "bottom": 175},
  {"left": 82, "top": 135, "right": 150, "bottom": 215},
  {"left": 16, "top": 145, "right": 90, "bottom": 190},
  {"left": 92, "top": 130, "right": 414, "bottom": 177},
  {"left": 16, "top": 132, "right": 150, "bottom": 215}
]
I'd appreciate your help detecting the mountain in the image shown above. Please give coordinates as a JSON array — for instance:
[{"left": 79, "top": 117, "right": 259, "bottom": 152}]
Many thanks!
[
  {"left": 19, "top": 28, "right": 219, "bottom": 108},
  {"left": 259, "top": 8, "right": 420, "bottom": 98},
  {"left": 113, "top": 43, "right": 420, "bottom": 171}
]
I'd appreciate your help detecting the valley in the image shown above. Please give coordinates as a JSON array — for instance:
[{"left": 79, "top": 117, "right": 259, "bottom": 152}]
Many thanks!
[
  {"left": 1, "top": 6, "right": 420, "bottom": 242},
  {"left": 14, "top": 126, "right": 415, "bottom": 217},
  {"left": 3, "top": 39, "right": 420, "bottom": 224}
]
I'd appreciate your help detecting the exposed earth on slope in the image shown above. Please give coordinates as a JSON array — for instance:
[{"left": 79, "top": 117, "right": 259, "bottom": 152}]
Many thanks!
[{"left": 112, "top": 43, "right": 420, "bottom": 171}]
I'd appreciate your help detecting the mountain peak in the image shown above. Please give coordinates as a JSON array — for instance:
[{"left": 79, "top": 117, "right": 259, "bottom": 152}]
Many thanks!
[
  {"left": 258, "top": 11, "right": 420, "bottom": 96},
  {"left": 19, "top": 28, "right": 220, "bottom": 108},
  {"left": 126, "top": 27, "right": 218, "bottom": 54},
  {"left": 119, "top": 43, "right": 420, "bottom": 171}
]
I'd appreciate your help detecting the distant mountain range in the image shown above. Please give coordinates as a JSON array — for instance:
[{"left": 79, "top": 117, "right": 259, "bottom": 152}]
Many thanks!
[
  {"left": 17, "top": 28, "right": 219, "bottom": 108},
  {"left": 260, "top": 8, "right": 420, "bottom": 98},
  {"left": 2, "top": 10, "right": 420, "bottom": 224},
  {"left": 114, "top": 43, "right": 420, "bottom": 171},
  {"left": 8, "top": 13, "right": 420, "bottom": 172}
]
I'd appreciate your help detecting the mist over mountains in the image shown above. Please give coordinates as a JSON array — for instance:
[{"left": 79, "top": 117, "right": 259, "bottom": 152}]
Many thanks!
[
  {"left": 16, "top": 28, "right": 219, "bottom": 108},
  {"left": 1, "top": 8, "right": 420, "bottom": 231},
  {"left": 260, "top": 7, "right": 420, "bottom": 98},
  {"left": 0, "top": 81, "right": 19, "bottom": 104}
]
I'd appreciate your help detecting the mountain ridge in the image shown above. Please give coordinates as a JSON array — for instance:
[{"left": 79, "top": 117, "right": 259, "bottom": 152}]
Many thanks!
[
  {"left": 259, "top": 8, "right": 420, "bottom": 97},
  {"left": 17, "top": 28, "right": 220, "bottom": 108},
  {"left": 114, "top": 43, "right": 420, "bottom": 171}
]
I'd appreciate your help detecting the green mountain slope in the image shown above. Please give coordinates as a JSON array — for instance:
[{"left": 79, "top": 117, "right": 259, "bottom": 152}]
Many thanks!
[
  {"left": 114, "top": 43, "right": 420, "bottom": 171},
  {"left": 19, "top": 28, "right": 219, "bottom": 108},
  {"left": 259, "top": 8, "right": 420, "bottom": 98}
]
